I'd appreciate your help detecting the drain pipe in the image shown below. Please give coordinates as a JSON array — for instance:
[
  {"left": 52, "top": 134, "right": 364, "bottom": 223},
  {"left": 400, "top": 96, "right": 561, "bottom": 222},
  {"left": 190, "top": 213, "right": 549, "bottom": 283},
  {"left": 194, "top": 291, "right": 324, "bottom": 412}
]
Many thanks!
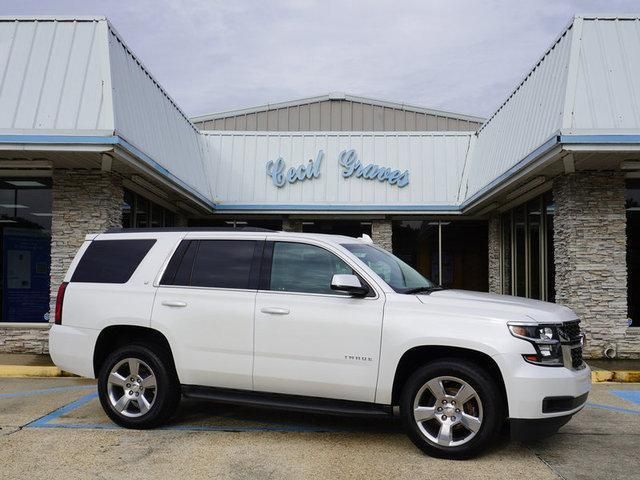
[{"left": 603, "top": 344, "right": 617, "bottom": 359}]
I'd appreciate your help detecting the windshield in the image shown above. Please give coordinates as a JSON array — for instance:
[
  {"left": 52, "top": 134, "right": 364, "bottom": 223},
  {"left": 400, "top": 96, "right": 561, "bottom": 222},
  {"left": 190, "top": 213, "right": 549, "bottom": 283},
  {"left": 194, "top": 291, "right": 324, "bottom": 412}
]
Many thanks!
[{"left": 341, "top": 243, "right": 436, "bottom": 293}]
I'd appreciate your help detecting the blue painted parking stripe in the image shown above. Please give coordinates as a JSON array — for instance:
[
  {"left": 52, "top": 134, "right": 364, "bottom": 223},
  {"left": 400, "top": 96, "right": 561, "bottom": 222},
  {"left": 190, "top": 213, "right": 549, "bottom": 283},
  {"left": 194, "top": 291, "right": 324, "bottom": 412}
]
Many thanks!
[
  {"left": 586, "top": 402, "right": 640, "bottom": 415},
  {"left": 24, "top": 390, "right": 351, "bottom": 432},
  {"left": 610, "top": 390, "right": 640, "bottom": 405},
  {"left": 0, "top": 385, "right": 95, "bottom": 399},
  {"left": 26, "top": 391, "right": 99, "bottom": 427},
  {"left": 30, "top": 421, "right": 345, "bottom": 433}
]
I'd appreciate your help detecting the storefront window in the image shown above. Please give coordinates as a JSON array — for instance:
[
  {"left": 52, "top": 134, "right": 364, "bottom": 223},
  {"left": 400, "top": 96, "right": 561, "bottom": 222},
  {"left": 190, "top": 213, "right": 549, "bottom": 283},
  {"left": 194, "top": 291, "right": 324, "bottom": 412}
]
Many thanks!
[
  {"left": 0, "top": 178, "right": 51, "bottom": 323},
  {"left": 501, "top": 213, "right": 512, "bottom": 294},
  {"left": 122, "top": 189, "right": 175, "bottom": 229},
  {"left": 301, "top": 220, "right": 372, "bottom": 238},
  {"left": 392, "top": 220, "right": 488, "bottom": 291},
  {"left": 545, "top": 191, "right": 555, "bottom": 302},
  {"left": 189, "top": 218, "right": 283, "bottom": 230},
  {"left": 393, "top": 221, "right": 439, "bottom": 282},
  {"left": 528, "top": 198, "right": 542, "bottom": 300},
  {"left": 500, "top": 191, "right": 554, "bottom": 301},
  {"left": 514, "top": 206, "right": 526, "bottom": 296},
  {"left": 627, "top": 180, "right": 640, "bottom": 327}
]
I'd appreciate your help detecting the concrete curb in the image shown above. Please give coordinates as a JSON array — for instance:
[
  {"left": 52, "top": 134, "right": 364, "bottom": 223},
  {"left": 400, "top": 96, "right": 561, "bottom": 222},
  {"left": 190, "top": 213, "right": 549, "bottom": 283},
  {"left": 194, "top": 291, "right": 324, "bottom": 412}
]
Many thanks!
[
  {"left": 591, "top": 370, "right": 640, "bottom": 383},
  {"left": 0, "top": 365, "right": 75, "bottom": 377}
]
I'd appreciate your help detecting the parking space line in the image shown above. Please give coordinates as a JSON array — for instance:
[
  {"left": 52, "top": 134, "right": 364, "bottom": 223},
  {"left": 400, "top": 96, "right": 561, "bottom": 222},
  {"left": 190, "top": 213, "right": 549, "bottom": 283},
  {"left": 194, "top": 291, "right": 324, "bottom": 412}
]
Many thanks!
[
  {"left": 586, "top": 402, "right": 640, "bottom": 415},
  {"left": 23, "top": 390, "right": 353, "bottom": 433},
  {"left": 26, "top": 391, "right": 99, "bottom": 428},
  {"left": 0, "top": 385, "right": 95, "bottom": 399},
  {"left": 610, "top": 390, "right": 640, "bottom": 405}
]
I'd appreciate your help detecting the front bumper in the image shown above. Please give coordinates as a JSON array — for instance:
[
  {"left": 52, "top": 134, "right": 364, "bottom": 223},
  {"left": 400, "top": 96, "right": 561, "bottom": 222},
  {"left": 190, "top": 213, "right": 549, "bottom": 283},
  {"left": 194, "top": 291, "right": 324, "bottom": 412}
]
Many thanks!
[
  {"left": 493, "top": 353, "right": 591, "bottom": 419},
  {"left": 510, "top": 413, "right": 576, "bottom": 441}
]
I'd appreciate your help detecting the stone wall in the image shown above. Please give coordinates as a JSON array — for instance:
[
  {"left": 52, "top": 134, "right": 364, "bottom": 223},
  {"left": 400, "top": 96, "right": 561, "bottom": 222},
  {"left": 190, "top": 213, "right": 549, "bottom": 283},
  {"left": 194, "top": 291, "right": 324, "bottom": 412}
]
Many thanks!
[
  {"left": 553, "top": 172, "right": 636, "bottom": 358},
  {"left": 488, "top": 215, "right": 501, "bottom": 294},
  {"left": 50, "top": 170, "right": 124, "bottom": 314},
  {"left": 0, "top": 326, "right": 51, "bottom": 354},
  {"left": 372, "top": 219, "right": 393, "bottom": 251}
]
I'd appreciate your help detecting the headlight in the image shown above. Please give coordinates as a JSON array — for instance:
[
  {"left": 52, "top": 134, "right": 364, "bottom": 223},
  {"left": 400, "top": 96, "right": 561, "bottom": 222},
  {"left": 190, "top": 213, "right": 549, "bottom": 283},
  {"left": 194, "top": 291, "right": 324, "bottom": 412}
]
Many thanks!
[{"left": 507, "top": 322, "right": 563, "bottom": 367}]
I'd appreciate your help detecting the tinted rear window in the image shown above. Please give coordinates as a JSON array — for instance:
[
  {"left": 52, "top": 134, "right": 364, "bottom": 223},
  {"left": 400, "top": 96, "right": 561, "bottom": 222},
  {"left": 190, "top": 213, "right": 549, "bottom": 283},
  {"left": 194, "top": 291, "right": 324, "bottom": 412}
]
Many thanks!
[
  {"left": 162, "top": 240, "right": 258, "bottom": 289},
  {"left": 191, "top": 240, "right": 257, "bottom": 289},
  {"left": 71, "top": 239, "right": 156, "bottom": 283}
]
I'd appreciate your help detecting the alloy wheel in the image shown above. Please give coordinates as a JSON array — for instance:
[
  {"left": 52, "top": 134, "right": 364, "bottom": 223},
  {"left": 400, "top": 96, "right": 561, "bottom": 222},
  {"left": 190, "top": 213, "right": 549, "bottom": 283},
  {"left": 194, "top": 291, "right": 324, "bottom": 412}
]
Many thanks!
[
  {"left": 107, "top": 357, "right": 158, "bottom": 418},
  {"left": 412, "top": 375, "right": 483, "bottom": 447}
]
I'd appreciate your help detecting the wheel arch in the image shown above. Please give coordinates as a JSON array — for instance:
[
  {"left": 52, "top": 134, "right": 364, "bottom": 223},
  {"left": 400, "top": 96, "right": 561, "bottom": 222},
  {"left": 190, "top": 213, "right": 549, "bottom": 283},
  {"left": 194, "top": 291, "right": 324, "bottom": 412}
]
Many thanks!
[
  {"left": 390, "top": 345, "right": 508, "bottom": 410},
  {"left": 93, "top": 325, "right": 178, "bottom": 380}
]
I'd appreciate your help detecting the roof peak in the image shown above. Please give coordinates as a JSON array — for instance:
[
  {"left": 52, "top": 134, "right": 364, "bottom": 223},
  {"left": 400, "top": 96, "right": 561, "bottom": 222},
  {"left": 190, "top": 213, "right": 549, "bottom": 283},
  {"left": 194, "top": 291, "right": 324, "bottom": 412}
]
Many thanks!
[{"left": 191, "top": 92, "right": 485, "bottom": 124}]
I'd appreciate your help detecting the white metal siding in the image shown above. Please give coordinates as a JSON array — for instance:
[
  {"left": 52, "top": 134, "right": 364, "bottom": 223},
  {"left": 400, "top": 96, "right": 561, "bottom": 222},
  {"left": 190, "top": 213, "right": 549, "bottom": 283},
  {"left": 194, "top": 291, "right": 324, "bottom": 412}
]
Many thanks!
[
  {"left": 107, "top": 25, "right": 211, "bottom": 199},
  {"left": 464, "top": 25, "right": 574, "bottom": 200},
  {"left": 570, "top": 18, "right": 640, "bottom": 131},
  {"left": 201, "top": 132, "right": 471, "bottom": 207},
  {"left": 0, "top": 19, "right": 113, "bottom": 132}
]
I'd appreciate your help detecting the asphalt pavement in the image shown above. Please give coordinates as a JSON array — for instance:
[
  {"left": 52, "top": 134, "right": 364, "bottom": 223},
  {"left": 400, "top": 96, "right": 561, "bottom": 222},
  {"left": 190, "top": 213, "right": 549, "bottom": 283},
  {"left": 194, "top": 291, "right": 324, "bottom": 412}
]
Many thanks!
[{"left": 0, "top": 377, "right": 638, "bottom": 480}]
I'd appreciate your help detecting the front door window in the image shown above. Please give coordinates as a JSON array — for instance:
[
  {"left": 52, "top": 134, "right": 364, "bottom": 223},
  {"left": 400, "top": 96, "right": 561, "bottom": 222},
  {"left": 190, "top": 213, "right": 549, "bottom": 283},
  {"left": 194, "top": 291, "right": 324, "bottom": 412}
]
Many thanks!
[{"left": 0, "top": 178, "right": 51, "bottom": 323}]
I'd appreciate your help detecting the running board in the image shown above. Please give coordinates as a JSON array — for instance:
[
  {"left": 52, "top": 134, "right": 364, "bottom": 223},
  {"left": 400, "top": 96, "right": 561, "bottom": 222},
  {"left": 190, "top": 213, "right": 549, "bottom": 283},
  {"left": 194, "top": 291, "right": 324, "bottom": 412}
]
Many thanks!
[{"left": 181, "top": 385, "right": 394, "bottom": 417}]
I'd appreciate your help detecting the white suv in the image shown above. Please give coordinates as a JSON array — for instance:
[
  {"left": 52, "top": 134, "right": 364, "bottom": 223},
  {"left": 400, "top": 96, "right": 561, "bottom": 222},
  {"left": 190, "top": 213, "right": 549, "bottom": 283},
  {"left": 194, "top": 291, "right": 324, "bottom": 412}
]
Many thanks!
[{"left": 50, "top": 228, "right": 591, "bottom": 459}]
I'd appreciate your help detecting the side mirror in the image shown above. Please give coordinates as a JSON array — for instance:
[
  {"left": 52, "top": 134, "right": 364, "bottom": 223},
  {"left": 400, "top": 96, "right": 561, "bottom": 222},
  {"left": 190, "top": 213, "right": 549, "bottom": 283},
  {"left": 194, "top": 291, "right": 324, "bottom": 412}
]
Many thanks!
[{"left": 331, "top": 274, "right": 369, "bottom": 297}]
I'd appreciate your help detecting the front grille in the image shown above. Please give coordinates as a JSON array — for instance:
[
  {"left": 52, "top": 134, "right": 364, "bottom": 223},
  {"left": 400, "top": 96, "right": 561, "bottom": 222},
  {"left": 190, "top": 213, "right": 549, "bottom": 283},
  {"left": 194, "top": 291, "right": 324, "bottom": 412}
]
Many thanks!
[
  {"left": 560, "top": 320, "right": 584, "bottom": 369},
  {"left": 570, "top": 347, "right": 583, "bottom": 369},
  {"left": 559, "top": 320, "right": 581, "bottom": 340}
]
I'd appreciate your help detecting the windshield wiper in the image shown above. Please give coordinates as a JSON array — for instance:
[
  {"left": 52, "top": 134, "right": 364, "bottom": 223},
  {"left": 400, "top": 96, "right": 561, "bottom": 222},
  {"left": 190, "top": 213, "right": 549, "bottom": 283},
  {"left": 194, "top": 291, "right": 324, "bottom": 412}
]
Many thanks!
[{"left": 403, "top": 286, "right": 444, "bottom": 295}]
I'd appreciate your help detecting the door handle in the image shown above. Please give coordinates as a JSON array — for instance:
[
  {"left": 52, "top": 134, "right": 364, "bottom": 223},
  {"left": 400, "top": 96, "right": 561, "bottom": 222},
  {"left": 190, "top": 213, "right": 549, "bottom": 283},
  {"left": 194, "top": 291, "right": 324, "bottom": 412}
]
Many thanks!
[
  {"left": 260, "top": 307, "right": 290, "bottom": 315},
  {"left": 161, "top": 301, "right": 187, "bottom": 307}
]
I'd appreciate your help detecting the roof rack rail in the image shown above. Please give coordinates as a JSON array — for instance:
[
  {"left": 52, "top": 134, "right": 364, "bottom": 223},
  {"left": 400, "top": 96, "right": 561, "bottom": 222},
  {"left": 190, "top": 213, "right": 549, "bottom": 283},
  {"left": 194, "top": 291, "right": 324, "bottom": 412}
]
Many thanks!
[{"left": 103, "top": 227, "right": 276, "bottom": 233}]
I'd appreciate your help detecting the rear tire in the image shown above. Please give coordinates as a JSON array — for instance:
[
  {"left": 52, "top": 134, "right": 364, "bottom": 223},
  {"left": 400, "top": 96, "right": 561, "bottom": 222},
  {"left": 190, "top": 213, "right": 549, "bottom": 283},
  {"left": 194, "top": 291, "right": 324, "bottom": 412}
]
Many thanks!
[
  {"left": 399, "top": 359, "right": 504, "bottom": 459},
  {"left": 97, "top": 344, "right": 180, "bottom": 429}
]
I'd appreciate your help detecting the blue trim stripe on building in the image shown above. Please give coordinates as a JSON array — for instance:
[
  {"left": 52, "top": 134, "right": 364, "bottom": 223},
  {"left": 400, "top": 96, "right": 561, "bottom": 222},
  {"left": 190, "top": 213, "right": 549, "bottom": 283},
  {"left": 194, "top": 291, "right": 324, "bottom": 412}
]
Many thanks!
[
  {"left": 560, "top": 134, "right": 640, "bottom": 144},
  {"left": 214, "top": 204, "right": 461, "bottom": 212},
  {"left": 0, "top": 134, "right": 119, "bottom": 145}
]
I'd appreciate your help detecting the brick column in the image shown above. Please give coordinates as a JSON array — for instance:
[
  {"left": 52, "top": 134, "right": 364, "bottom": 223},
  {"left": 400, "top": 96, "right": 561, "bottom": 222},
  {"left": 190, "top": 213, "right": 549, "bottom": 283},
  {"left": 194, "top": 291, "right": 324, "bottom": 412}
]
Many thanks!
[
  {"left": 282, "top": 218, "right": 303, "bottom": 232},
  {"left": 372, "top": 219, "right": 393, "bottom": 251},
  {"left": 488, "top": 215, "right": 501, "bottom": 294},
  {"left": 553, "top": 172, "right": 632, "bottom": 358},
  {"left": 50, "top": 170, "right": 124, "bottom": 317}
]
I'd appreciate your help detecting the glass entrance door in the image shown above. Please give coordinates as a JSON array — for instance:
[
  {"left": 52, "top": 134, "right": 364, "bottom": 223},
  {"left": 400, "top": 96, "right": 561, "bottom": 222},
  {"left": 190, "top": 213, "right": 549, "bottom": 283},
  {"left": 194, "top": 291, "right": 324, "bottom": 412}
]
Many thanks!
[
  {"left": 500, "top": 192, "right": 554, "bottom": 301},
  {"left": 0, "top": 178, "right": 52, "bottom": 323}
]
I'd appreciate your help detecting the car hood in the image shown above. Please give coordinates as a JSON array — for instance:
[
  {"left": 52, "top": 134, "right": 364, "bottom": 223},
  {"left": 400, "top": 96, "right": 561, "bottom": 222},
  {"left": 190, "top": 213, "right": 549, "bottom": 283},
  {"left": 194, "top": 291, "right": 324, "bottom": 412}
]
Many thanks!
[{"left": 416, "top": 289, "right": 577, "bottom": 324}]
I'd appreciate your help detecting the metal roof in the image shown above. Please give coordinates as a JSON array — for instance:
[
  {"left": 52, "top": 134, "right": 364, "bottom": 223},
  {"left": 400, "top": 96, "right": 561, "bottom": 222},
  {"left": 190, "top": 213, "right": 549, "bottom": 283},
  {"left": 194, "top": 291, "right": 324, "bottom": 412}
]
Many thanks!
[
  {"left": 191, "top": 92, "right": 486, "bottom": 124},
  {"left": 462, "top": 15, "right": 640, "bottom": 205},
  {"left": 3, "top": 15, "right": 640, "bottom": 214},
  {"left": 0, "top": 16, "right": 213, "bottom": 209}
]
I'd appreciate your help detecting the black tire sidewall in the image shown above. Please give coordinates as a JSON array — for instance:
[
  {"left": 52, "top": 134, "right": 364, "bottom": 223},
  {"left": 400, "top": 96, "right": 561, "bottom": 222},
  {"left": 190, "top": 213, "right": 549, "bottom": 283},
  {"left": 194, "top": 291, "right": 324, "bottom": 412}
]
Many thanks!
[
  {"left": 97, "top": 344, "right": 179, "bottom": 429},
  {"left": 400, "top": 359, "right": 503, "bottom": 459}
]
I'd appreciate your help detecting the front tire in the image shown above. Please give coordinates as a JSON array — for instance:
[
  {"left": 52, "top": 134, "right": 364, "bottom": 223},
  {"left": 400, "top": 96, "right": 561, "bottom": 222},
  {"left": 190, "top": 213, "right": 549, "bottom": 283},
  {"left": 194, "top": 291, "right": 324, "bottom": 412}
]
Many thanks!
[
  {"left": 400, "top": 359, "right": 504, "bottom": 459},
  {"left": 98, "top": 344, "right": 180, "bottom": 429}
]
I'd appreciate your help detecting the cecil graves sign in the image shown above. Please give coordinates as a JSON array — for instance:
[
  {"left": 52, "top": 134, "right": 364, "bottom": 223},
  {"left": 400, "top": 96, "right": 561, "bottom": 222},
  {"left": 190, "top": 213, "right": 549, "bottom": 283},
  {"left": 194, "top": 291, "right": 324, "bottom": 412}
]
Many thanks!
[{"left": 265, "top": 149, "right": 410, "bottom": 188}]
